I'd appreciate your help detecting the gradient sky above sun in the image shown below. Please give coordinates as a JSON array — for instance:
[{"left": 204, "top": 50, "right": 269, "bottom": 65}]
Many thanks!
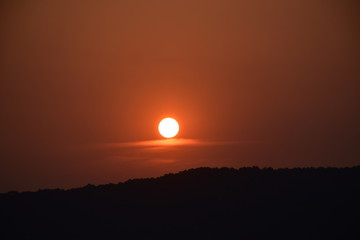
[{"left": 0, "top": 0, "right": 359, "bottom": 192}]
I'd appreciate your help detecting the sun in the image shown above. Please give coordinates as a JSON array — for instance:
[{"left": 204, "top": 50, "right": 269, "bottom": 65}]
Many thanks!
[{"left": 158, "top": 118, "right": 179, "bottom": 138}]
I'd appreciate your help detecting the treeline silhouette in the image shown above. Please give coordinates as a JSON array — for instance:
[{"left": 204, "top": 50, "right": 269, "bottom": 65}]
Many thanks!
[{"left": 1, "top": 166, "right": 359, "bottom": 239}]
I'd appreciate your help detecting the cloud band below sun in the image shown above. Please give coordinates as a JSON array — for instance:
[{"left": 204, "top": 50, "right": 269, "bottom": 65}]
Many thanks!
[{"left": 98, "top": 138, "right": 249, "bottom": 149}]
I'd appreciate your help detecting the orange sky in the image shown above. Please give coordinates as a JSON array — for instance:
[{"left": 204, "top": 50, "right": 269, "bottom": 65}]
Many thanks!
[{"left": 0, "top": 0, "right": 359, "bottom": 192}]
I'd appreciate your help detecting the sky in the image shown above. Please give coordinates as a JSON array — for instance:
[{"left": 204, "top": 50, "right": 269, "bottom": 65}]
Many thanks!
[{"left": 0, "top": 0, "right": 359, "bottom": 192}]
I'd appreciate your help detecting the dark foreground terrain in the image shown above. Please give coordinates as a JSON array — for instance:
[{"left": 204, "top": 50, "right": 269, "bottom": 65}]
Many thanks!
[{"left": 1, "top": 167, "right": 359, "bottom": 239}]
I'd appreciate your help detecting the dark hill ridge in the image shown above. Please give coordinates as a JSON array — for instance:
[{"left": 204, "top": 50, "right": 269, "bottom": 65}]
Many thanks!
[{"left": 1, "top": 166, "right": 360, "bottom": 239}]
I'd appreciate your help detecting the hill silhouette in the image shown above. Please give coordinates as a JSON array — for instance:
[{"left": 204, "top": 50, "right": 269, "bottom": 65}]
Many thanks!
[{"left": 1, "top": 166, "right": 359, "bottom": 239}]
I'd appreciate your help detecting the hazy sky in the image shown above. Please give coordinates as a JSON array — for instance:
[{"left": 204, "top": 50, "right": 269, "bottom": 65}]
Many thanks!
[{"left": 1, "top": 0, "right": 359, "bottom": 192}]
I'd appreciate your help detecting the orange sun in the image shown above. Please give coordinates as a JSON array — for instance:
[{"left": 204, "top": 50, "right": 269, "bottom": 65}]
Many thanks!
[{"left": 158, "top": 118, "right": 179, "bottom": 138}]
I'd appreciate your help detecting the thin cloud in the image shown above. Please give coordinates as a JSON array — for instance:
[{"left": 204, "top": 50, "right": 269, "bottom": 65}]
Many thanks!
[{"left": 97, "top": 138, "right": 249, "bottom": 149}]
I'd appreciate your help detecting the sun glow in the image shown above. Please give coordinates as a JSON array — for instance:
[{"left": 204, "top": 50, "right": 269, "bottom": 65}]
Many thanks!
[{"left": 158, "top": 118, "right": 179, "bottom": 138}]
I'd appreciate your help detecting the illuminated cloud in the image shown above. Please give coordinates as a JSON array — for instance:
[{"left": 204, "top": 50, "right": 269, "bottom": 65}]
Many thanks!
[{"left": 98, "top": 138, "right": 249, "bottom": 149}]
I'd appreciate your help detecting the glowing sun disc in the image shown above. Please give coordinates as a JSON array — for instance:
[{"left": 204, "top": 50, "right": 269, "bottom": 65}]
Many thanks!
[{"left": 158, "top": 118, "right": 179, "bottom": 138}]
